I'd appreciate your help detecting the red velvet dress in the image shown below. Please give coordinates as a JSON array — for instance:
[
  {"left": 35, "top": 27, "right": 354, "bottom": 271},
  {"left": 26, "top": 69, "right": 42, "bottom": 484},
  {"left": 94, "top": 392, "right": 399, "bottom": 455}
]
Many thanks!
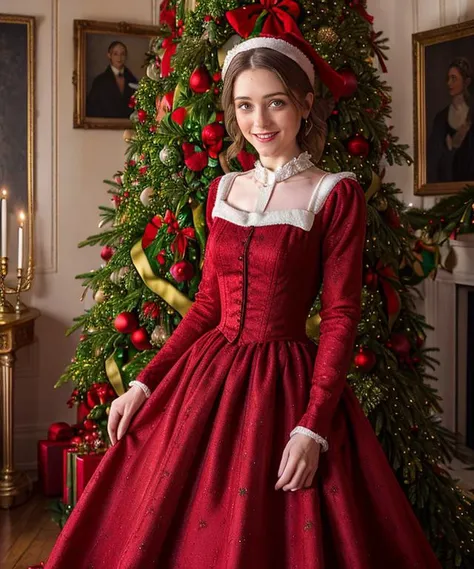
[{"left": 45, "top": 173, "right": 441, "bottom": 569}]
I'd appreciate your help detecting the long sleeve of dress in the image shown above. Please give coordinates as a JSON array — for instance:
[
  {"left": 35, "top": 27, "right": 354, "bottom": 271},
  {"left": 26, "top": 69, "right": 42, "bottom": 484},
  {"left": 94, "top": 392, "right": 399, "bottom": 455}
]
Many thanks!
[
  {"left": 296, "top": 178, "right": 367, "bottom": 441},
  {"left": 133, "top": 177, "right": 222, "bottom": 395}
]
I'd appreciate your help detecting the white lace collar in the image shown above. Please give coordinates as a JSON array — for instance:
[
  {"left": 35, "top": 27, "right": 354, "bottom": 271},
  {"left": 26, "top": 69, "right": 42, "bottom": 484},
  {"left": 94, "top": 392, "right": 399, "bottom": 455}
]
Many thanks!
[
  {"left": 253, "top": 151, "right": 314, "bottom": 186},
  {"left": 212, "top": 171, "right": 356, "bottom": 232}
]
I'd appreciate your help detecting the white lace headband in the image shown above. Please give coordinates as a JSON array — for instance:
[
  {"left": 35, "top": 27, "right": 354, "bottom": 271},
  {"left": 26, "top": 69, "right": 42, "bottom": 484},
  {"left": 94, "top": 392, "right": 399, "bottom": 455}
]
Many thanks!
[{"left": 221, "top": 37, "right": 315, "bottom": 86}]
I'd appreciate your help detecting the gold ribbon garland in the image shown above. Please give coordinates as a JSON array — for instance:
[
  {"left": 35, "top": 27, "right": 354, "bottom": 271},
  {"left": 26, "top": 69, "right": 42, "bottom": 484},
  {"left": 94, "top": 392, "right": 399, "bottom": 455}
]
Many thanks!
[
  {"left": 105, "top": 352, "right": 125, "bottom": 396},
  {"left": 365, "top": 170, "right": 382, "bottom": 203},
  {"left": 131, "top": 240, "right": 193, "bottom": 317}
]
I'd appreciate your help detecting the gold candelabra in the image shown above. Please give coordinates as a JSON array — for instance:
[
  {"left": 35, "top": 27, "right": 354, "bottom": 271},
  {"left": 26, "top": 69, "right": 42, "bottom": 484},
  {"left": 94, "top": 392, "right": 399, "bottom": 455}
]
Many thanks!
[{"left": 0, "top": 257, "right": 28, "bottom": 314}]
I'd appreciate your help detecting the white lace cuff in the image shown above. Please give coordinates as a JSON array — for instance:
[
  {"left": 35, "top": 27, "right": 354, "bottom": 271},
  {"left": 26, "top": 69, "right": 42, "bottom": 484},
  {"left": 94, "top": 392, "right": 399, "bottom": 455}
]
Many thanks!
[
  {"left": 129, "top": 380, "right": 151, "bottom": 399},
  {"left": 290, "top": 426, "right": 329, "bottom": 453}
]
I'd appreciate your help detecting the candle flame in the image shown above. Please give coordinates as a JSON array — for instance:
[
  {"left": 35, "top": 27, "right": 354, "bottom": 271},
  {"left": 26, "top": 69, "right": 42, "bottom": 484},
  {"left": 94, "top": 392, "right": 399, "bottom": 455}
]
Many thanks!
[
  {"left": 19, "top": 211, "right": 26, "bottom": 223},
  {"left": 1, "top": 188, "right": 7, "bottom": 198}
]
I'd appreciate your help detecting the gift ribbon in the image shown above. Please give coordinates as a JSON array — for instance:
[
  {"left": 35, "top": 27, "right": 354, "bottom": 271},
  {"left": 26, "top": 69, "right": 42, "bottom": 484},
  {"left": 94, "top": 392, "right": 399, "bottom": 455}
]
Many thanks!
[
  {"left": 226, "top": 0, "right": 301, "bottom": 39},
  {"left": 131, "top": 240, "right": 193, "bottom": 316}
]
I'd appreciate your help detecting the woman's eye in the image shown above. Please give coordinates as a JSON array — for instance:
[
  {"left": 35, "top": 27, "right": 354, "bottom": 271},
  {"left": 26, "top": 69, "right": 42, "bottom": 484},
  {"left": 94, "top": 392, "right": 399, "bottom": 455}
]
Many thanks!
[
  {"left": 270, "top": 99, "right": 285, "bottom": 108},
  {"left": 237, "top": 102, "right": 251, "bottom": 111}
]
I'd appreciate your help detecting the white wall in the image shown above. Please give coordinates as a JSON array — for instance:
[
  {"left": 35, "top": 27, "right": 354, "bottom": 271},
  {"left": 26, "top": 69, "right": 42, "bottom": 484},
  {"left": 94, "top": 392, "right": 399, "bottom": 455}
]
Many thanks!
[{"left": 2, "top": 0, "right": 159, "bottom": 471}]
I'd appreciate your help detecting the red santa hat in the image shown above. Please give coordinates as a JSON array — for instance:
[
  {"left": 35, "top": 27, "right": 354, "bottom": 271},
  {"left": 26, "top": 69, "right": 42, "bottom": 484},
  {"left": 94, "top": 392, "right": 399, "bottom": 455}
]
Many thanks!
[{"left": 222, "top": 31, "right": 345, "bottom": 100}]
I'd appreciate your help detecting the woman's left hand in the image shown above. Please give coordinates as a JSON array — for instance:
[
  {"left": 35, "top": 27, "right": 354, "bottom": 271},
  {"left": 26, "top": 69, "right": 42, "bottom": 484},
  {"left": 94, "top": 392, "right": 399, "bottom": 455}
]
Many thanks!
[{"left": 275, "top": 434, "right": 321, "bottom": 492}]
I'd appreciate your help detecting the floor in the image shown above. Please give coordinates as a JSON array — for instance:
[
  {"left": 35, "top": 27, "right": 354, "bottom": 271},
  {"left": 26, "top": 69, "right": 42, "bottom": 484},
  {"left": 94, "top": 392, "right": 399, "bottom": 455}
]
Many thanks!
[{"left": 0, "top": 481, "right": 60, "bottom": 569}]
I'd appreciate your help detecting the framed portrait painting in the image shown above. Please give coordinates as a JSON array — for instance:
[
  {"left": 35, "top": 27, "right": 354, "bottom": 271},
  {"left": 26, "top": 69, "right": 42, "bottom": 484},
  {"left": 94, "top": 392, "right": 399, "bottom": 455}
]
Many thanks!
[
  {"left": 413, "top": 20, "right": 474, "bottom": 195},
  {"left": 73, "top": 19, "right": 160, "bottom": 129},
  {"left": 0, "top": 14, "right": 35, "bottom": 286}
]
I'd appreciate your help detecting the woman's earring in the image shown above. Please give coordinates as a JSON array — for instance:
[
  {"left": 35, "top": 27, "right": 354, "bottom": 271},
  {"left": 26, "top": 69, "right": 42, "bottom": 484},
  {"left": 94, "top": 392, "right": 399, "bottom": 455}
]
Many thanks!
[{"left": 304, "top": 118, "right": 313, "bottom": 136}]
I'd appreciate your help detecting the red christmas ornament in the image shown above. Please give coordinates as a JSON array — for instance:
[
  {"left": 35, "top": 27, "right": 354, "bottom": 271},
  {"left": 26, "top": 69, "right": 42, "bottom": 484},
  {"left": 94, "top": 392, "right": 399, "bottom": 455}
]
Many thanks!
[
  {"left": 201, "top": 122, "right": 225, "bottom": 158},
  {"left": 171, "top": 106, "right": 187, "bottom": 125},
  {"left": 216, "top": 111, "right": 224, "bottom": 123},
  {"left": 114, "top": 312, "right": 139, "bottom": 334},
  {"left": 182, "top": 142, "right": 208, "bottom": 171},
  {"left": 137, "top": 109, "right": 148, "bottom": 123},
  {"left": 131, "top": 327, "right": 152, "bottom": 351},
  {"left": 142, "top": 301, "right": 161, "bottom": 319},
  {"left": 70, "top": 436, "right": 83, "bottom": 446},
  {"left": 128, "top": 95, "right": 136, "bottom": 109},
  {"left": 389, "top": 332, "right": 411, "bottom": 359},
  {"left": 156, "top": 249, "right": 166, "bottom": 265},
  {"left": 212, "top": 71, "right": 222, "bottom": 82},
  {"left": 364, "top": 269, "right": 378, "bottom": 292},
  {"left": 354, "top": 347, "right": 377, "bottom": 372},
  {"left": 236, "top": 149, "right": 257, "bottom": 171},
  {"left": 189, "top": 67, "right": 211, "bottom": 93},
  {"left": 83, "top": 419, "right": 97, "bottom": 431},
  {"left": 170, "top": 260, "right": 195, "bottom": 282},
  {"left": 347, "top": 135, "right": 370, "bottom": 157},
  {"left": 100, "top": 245, "right": 115, "bottom": 262},
  {"left": 339, "top": 68, "right": 358, "bottom": 98}
]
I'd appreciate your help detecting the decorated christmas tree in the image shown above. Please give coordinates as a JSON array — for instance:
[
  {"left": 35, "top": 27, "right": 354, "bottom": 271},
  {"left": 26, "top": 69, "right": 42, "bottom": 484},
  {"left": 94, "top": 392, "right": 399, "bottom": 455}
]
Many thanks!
[{"left": 55, "top": 0, "right": 474, "bottom": 565}]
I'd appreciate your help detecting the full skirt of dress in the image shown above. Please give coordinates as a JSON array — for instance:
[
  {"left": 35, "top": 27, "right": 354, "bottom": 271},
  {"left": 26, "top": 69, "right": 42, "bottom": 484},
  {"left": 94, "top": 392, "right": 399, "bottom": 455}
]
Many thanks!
[{"left": 45, "top": 327, "right": 441, "bottom": 569}]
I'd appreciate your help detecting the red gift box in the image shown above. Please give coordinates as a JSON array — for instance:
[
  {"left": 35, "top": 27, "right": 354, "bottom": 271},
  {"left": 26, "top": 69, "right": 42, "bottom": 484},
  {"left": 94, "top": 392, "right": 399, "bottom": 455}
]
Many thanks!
[
  {"left": 37, "top": 440, "right": 73, "bottom": 497},
  {"left": 37, "top": 422, "right": 78, "bottom": 497},
  {"left": 76, "top": 453, "right": 104, "bottom": 502}
]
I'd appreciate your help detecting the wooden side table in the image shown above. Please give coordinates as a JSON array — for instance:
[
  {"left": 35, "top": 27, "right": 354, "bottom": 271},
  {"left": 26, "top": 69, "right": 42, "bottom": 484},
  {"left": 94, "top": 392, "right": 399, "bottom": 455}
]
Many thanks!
[{"left": 0, "top": 307, "right": 40, "bottom": 509}]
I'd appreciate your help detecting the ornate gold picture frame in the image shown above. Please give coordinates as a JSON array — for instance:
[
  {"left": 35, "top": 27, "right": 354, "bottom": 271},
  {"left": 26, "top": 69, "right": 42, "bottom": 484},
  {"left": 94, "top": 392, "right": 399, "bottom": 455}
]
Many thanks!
[
  {"left": 413, "top": 20, "right": 474, "bottom": 195},
  {"left": 73, "top": 19, "right": 160, "bottom": 130},
  {"left": 0, "top": 14, "right": 35, "bottom": 292}
]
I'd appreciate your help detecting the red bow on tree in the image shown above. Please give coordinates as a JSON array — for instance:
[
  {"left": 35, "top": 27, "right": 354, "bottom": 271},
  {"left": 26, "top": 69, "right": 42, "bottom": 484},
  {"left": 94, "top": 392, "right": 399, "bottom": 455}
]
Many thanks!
[
  {"left": 159, "top": 0, "right": 176, "bottom": 31},
  {"left": 226, "top": 0, "right": 301, "bottom": 39},
  {"left": 142, "top": 215, "right": 163, "bottom": 249},
  {"left": 161, "top": 37, "right": 177, "bottom": 78},
  {"left": 164, "top": 210, "right": 196, "bottom": 257}
]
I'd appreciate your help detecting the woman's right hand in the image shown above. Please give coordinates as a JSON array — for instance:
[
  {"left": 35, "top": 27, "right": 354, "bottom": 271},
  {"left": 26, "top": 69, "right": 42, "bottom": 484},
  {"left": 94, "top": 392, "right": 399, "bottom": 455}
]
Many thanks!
[{"left": 107, "top": 384, "right": 147, "bottom": 446}]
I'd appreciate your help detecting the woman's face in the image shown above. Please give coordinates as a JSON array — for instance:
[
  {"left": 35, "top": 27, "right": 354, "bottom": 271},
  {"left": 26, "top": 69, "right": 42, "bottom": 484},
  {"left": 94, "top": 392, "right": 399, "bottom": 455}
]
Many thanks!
[
  {"left": 447, "top": 66, "right": 466, "bottom": 98},
  {"left": 233, "top": 67, "right": 312, "bottom": 164}
]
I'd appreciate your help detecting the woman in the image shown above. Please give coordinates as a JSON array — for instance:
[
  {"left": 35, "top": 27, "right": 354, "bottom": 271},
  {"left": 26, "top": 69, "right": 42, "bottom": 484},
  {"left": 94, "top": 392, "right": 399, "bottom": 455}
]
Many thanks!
[
  {"left": 427, "top": 56, "right": 474, "bottom": 183},
  {"left": 45, "top": 32, "right": 441, "bottom": 568}
]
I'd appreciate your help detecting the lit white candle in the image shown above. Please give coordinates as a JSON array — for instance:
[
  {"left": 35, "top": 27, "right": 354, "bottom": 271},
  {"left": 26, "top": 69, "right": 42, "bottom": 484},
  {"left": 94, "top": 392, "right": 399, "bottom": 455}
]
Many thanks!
[
  {"left": 1, "top": 189, "right": 7, "bottom": 258},
  {"left": 18, "top": 211, "right": 25, "bottom": 270}
]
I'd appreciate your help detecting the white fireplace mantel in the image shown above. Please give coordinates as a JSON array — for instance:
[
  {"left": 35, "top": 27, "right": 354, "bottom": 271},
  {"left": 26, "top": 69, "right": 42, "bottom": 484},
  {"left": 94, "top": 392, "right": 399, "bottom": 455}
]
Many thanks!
[{"left": 423, "top": 234, "right": 474, "bottom": 434}]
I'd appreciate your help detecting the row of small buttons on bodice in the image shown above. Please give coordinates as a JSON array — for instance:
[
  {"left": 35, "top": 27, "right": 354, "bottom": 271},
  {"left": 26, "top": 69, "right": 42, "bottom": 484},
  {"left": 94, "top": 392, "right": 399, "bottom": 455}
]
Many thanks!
[{"left": 233, "top": 226, "right": 255, "bottom": 335}]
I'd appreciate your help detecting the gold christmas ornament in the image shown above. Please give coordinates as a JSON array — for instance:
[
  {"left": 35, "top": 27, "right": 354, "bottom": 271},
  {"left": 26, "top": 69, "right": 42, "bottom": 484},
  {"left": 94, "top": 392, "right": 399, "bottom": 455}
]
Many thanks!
[
  {"left": 122, "top": 129, "right": 136, "bottom": 142},
  {"left": 140, "top": 187, "right": 154, "bottom": 207},
  {"left": 94, "top": 289, "right": 106, "bottom": 303},
  {"left": 317, "top": 26, "right": 339, "bottom": 45},
  {"left": 151, "top": 325, "right": 169, "bottom": 346}
]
